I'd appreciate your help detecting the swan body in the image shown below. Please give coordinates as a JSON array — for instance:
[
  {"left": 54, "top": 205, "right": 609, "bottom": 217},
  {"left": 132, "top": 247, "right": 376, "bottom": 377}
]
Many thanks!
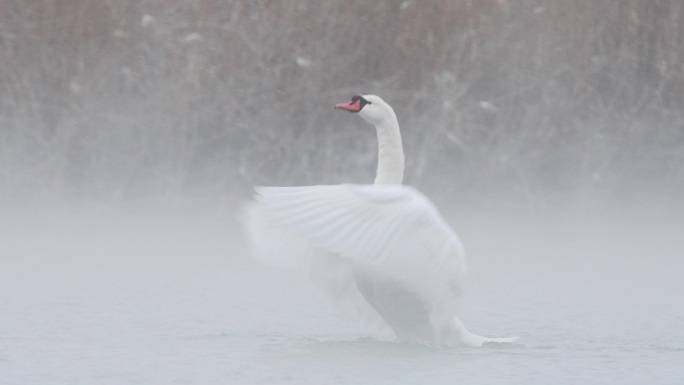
[{"left": 245, "top": 95, "right": 517, "bottom": 347}]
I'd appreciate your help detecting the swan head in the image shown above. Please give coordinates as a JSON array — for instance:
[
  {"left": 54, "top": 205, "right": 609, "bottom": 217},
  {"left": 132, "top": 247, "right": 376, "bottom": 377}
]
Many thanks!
[{"left": 335, "top": 95, "right": 396, "bottom": 126}]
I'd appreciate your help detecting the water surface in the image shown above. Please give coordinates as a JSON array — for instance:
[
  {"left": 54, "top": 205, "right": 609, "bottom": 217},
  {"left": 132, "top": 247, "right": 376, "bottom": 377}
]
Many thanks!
[{"left": 2, "top": 204, "right": 682, "bottom": 384}]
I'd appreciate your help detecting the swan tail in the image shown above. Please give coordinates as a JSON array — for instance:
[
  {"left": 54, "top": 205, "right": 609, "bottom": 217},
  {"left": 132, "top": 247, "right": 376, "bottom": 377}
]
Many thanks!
[{"left": 450, "top": 317, "right": 519, "bottom": 347}]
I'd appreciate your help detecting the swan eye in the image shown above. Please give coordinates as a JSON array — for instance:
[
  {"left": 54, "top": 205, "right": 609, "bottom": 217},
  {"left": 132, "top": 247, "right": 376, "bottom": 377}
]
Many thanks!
[
  {"left": 351, "top": 95, "right": 370, "bottom": 107},
  {"left": 340, "top": 95, "right": 370, "bottom": 112}
]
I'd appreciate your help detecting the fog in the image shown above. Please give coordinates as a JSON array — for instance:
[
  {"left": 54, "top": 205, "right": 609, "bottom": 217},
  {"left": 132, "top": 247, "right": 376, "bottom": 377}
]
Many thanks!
[{"left": 1, "top": 1, "right": 683, "bottom": 384}]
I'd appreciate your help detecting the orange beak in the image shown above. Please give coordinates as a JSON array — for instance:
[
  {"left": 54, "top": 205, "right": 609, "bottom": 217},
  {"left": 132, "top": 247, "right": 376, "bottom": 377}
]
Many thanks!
[{"left": 334, "top": 99, "right": 362, "bottom": 112}]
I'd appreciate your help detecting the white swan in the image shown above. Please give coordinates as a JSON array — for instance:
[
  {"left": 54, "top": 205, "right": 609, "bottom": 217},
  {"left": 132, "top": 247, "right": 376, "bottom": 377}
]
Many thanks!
[{"left": 245, "top": 95, "right": 517, "bottom": 347}]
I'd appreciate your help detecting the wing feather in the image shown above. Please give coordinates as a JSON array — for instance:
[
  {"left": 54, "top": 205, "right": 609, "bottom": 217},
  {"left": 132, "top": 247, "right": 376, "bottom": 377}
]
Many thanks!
[
  {"left": 243, "top": 200, "right": 389, "bottom": 330},
  {"left": 251, "top": 185, "right": 468, "bottom": 319}
]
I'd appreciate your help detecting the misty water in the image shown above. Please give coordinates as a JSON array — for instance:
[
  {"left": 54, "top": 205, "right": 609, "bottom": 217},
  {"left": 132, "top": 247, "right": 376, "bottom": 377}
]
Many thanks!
[
  {"left": 3, "top": 1, "right": 684, "bottom": 384},
  {"left": 2, "top": 201, "right": 683, "bottom": 385}
]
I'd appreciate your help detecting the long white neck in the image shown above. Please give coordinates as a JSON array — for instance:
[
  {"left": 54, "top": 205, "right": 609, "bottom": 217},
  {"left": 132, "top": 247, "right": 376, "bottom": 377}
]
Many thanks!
[{"left": 373, "top": 113, "right": 405, "bottom": 185}]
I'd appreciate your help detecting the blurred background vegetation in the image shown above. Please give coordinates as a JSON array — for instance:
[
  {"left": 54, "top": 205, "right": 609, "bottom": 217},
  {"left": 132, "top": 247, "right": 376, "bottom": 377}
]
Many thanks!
[{"left": 1, "top": 0, "right": 683, "bottom": 208}]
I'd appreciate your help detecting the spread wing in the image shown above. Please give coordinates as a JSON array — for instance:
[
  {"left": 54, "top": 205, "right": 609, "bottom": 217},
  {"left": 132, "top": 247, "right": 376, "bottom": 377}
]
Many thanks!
[{"left": 247, "top": 184, "right": 468, "bottom": 326}]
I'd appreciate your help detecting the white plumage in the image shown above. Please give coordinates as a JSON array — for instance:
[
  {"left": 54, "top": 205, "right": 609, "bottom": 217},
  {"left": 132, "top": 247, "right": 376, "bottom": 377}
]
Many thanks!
[{"left": 245, "top": 95, "right": 517, "bottom": 347}]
